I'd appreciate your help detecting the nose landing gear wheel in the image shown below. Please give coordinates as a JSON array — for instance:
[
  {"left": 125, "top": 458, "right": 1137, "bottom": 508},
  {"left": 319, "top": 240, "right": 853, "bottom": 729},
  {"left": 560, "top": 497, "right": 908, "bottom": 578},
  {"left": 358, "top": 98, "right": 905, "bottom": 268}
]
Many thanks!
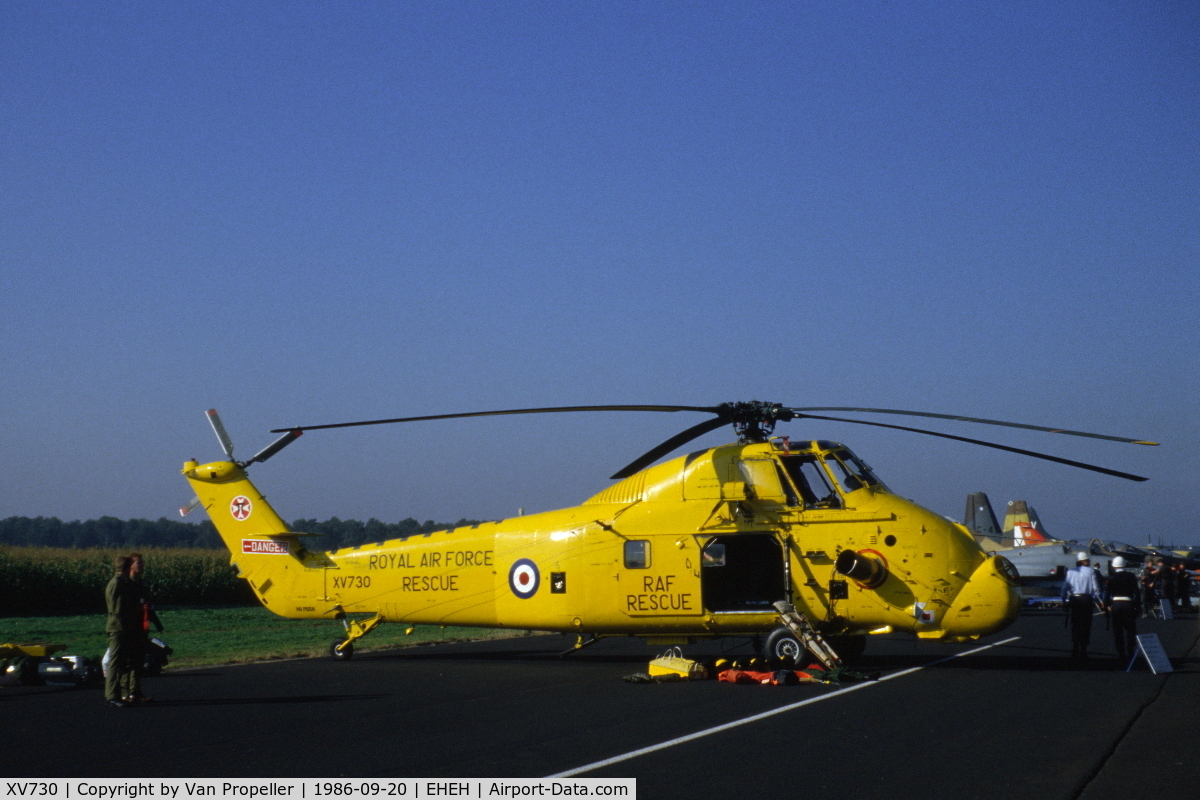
[
  {"left": 330, "top": 639, "right": 354, "bottom": 660},
  {"left": 762, "top": 627, "right": 805, "bottom": 666}
]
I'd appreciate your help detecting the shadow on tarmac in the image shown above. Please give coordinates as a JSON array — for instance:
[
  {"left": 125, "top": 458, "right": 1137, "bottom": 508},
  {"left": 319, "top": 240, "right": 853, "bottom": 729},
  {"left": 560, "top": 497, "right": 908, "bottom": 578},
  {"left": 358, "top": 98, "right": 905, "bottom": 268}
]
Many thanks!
[
  {"left": 151, "top": 692, "right": 393, "bottom": 707},
  {"left": 329, "top": 635, "right": 1104, "bottom": 672},
  {"left": 364, "top": 644, "right": 655, "bottom": 665}
]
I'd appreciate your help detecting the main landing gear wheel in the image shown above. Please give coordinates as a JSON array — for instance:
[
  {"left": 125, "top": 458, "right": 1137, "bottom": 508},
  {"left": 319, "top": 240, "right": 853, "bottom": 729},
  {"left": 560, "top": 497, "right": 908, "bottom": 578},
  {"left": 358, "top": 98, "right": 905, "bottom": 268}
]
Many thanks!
[
  {"left": 329, "top": 639, "right": 354, "bottom": 660},
  {"left": 762, "top": 627, "right": 805, "bottom": 666}
]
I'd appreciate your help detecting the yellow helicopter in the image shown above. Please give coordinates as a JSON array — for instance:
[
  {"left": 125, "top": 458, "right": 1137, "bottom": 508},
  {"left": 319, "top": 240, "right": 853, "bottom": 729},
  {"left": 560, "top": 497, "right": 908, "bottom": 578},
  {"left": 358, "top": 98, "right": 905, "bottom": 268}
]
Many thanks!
[{"left": 180, "top": 402, "right": 1156, "bottom": 663}]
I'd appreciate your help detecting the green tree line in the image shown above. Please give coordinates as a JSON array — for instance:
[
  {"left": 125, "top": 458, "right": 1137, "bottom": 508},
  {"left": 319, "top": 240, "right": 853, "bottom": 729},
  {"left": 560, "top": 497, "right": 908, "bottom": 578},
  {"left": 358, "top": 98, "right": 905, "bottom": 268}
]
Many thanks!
[{"left": 0, "top": 515, "right": 483, "bottom": 553}]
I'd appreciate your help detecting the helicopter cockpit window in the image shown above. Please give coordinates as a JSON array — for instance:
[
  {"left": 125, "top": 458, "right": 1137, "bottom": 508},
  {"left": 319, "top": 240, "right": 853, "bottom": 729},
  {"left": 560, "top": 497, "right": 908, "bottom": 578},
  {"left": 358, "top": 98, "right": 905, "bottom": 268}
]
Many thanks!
[
  {"left": 823, "top": 450, "right": 886, "bottom": 493},
  {"left": 624, "top": 540, "right": 650, "bottom": 569},
  {"left": 779, "top": 455, "right": 841, "bottom": 509},
  {"left": 843, "top": 450, "right": 888, "bottom": 491}
]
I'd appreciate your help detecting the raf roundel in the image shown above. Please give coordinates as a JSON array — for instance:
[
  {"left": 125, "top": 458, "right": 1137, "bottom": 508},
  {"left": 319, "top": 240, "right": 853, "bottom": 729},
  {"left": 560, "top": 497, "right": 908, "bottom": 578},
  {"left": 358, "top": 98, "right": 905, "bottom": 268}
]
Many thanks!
[
  {"left": 508, "top": 559, "right": 540, "bottom": 599},
  {"left": 230, "top": 495, "right": 253, "bottom": 521}
]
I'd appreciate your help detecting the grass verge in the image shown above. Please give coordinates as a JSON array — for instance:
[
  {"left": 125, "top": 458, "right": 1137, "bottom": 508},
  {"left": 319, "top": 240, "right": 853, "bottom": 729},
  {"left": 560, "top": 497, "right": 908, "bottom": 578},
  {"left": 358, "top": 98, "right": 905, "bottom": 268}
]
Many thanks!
[{"left": 1, "top": 606, "right": 537, "bottom": 668}]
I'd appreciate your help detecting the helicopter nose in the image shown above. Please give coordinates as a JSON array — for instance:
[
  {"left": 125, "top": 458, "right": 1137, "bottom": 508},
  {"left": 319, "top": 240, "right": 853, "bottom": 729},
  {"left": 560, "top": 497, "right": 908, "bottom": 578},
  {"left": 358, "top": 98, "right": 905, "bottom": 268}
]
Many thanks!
[{"left": 940, "top": 554, "right": 1022, "bottom": 639}]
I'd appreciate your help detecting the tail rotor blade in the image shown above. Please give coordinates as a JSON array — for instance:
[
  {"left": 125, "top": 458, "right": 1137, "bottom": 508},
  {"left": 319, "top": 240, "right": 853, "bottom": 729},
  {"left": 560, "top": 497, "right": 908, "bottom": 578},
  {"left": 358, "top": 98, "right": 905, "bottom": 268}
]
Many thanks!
[
  {"left": 179, "top": 496, "right": 201, "bottom": 517},
  {"left": 206, "top": 409, "right": 236, "bottom": 460}
]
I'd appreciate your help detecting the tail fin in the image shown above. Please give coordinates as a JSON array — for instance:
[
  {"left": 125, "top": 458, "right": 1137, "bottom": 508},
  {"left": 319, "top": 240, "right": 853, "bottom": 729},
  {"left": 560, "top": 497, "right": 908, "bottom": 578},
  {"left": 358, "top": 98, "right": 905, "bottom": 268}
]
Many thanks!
[
  {"left": 181, "top": 458, "right": 319, "bottom": 613},
  {"left": 1003, "top": 501, "right": 1052, "bottom": 546},
  {"left": 1025, "top": 504, "right": 1049, "bottom": 540},
  {"left": 1003, "top": 500, "right": 1030, "bottom": 533},
  {"left": 1011, "top": 521, "right": 1049, "bottom": 545},
  {"left": 964, "top": 492, "right": 1004, "bottom": 547},
  {"left": 182, "top": 459, "right": 291, "bottom": 543},
  {"left": 180, "top": 411, "right": 327, "bottom": 617}
]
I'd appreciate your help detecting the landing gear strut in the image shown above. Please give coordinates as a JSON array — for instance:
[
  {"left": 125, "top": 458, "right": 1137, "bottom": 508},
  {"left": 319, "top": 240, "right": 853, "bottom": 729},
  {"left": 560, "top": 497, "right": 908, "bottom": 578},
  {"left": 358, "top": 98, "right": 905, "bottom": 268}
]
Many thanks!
[
  {"left": 330, "top": 609, "right": 384, "bottom": 660},
  {"left": 768, "top": 601, "right": 844, "bottom": 671}
]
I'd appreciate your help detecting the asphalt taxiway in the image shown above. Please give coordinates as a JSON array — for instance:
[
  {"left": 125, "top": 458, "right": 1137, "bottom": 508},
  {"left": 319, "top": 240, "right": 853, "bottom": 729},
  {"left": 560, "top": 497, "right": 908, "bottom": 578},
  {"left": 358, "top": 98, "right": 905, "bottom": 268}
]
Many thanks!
[{"left": 3, "top": 611, "right": 1197, "bottom": 799}]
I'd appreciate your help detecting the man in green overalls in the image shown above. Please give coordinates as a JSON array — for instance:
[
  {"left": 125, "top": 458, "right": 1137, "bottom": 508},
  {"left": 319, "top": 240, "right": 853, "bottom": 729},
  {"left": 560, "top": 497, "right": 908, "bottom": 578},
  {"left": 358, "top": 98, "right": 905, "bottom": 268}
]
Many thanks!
[{"left": 104, "top": 555, "right": 144, "bottom": 707}]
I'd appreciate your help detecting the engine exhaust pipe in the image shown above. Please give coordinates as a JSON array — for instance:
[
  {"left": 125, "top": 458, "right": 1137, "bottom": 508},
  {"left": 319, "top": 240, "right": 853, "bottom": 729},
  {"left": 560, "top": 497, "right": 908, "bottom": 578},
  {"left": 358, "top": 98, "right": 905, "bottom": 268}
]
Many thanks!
[{"left": 835, "top": 549, "right": 888, "bottom": 588}]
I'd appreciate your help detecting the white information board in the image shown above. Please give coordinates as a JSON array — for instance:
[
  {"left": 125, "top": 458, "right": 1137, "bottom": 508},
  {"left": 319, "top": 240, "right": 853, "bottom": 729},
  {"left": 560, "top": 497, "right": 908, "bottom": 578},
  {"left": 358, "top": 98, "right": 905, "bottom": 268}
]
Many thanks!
[{"left": 1132, "top": 633, "right": 1173, "bottom": 674}]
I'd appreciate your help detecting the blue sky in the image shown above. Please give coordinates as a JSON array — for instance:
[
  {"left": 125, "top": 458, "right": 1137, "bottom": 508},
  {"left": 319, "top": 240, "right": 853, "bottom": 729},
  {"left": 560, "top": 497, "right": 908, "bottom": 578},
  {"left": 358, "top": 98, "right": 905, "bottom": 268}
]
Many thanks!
[{"left": 2, "top": 1, "right": 1196, "bottom": 545}]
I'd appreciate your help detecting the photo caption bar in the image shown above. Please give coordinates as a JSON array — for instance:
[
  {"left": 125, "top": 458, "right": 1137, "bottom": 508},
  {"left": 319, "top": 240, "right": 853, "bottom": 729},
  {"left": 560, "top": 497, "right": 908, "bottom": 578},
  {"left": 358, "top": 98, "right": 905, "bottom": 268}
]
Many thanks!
[{"left": 3, "top": 780, "right": 634, "bottom": 799}]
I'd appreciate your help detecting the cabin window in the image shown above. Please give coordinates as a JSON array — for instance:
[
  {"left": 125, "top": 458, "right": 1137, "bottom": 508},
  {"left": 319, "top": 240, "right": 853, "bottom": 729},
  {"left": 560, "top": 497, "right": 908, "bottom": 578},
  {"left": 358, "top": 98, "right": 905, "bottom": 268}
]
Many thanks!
[
  {"left": 702, "top": 540, "right": 726, "bottom": 567},
  {"left": 624, "top": 540, "right": 650, "bottom": 569},
  {"left": 737, "top": 459, "right": 788, "bottom": 503}
]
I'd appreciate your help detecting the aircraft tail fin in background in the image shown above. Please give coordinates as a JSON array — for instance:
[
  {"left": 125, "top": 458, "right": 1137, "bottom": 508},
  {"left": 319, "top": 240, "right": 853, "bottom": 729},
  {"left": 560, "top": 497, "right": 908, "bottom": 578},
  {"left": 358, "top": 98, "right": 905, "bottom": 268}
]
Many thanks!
[
  {"left": 1026, "top": 504, "right": 1048, "bottom": 540},
  {"left": 1003, "top": 500, "right": 1052, "bottom": 546},
  {"left": 1011, "top": 521, "right": 1049, "bottom": 545},
  {"left": 1003, "top": 500, "right": 1031, "bottom": 532},
  {"left": 964, "top": 492, "right": 1004, "bottom": 546}
]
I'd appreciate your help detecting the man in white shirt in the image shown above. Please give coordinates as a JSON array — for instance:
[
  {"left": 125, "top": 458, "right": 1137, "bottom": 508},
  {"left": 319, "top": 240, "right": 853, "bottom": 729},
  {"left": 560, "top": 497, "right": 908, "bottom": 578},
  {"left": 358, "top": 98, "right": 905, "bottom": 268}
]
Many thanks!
[{"left": 1061, "top": 552, "right": 1104, "bottom": 659}]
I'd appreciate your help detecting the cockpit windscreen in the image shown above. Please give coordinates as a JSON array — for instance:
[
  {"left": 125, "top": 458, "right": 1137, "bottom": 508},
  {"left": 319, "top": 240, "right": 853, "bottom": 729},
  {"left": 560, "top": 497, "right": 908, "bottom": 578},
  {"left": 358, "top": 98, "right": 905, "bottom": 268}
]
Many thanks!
[{"left": 822, "top": 450, "right": 888, "bottom": 493}]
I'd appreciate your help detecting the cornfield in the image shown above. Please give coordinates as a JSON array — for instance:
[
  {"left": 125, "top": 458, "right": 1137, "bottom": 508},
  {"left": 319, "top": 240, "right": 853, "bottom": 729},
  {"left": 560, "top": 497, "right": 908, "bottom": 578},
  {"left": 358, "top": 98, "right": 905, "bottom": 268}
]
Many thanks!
[{"left": 0, "top": 546, "right": 256, "bottom": 615}]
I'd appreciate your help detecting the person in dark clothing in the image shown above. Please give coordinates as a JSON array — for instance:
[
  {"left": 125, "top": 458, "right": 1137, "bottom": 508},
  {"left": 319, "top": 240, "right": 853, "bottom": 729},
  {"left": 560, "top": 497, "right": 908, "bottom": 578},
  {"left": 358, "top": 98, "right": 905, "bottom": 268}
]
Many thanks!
[
  {"left": 1105, "top": 556, "right": 1141, "bottom": 666},
  {"left": 1141, "top": 562, "right": 1159, "bottom": 618},
  {"left": 104, "top": 553, "right": 163, "bottom": 707},
  {"left": 127, "top": 553, "right": 163, "bottom": 696},
  {"left": 104, "top": 556, "right": 140, "bottom": 707},
  {"left": 1173, "top": 563, "right": 1193, "bottom": 612},
  {"left": 1092, "top": 562, "right": 1108, "bottom": 595},
  {"left": 1159, "top": 559, "right": 1177, "bottom": 611},
  {"left": 129, "top": 552, "right": 164, "bottom": 639}
]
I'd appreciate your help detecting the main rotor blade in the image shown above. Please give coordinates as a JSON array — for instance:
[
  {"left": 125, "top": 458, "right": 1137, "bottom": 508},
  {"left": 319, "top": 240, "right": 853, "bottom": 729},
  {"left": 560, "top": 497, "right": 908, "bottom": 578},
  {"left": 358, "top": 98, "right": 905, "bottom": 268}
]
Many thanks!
[
  {"left": 792, "top": 407, "right": 1158, "bottom": 446},
  {"left": 610, "top": 416, "right": 732, "bottom": 480},
  {"left": 206, "top": 409, "right": 235, "bottom": 459},
  {"left": 796, "top": 413, "right": 1149, "bottom": 481},
  {"left": 271, "top": 405, "right": 718, "bottom": 433},
  {"left": 245, "top": 429, "right": 303, "bottom": 466}
]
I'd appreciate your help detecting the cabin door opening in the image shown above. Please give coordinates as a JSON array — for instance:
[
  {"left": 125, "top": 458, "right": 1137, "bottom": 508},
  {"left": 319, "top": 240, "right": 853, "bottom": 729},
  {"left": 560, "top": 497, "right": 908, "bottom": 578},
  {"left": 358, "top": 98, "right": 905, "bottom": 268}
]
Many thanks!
[{"left": 700, "top": 534, "right": 787, "bottom": 612}]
